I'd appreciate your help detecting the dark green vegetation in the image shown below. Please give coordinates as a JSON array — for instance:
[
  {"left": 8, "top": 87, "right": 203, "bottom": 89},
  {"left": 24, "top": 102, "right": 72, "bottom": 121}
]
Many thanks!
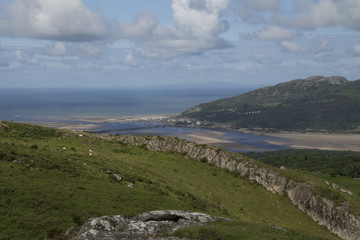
[
  {"left": 0, "top": 121, "right": 349, "bottom": 239},
  {"left": 180, "top": 76, "right": 360, "bottom": 131},
  {"left": 245, "top": 149, "right": 360, "bottom": 178},
  {"left": 244, "top": 149, "right": 360, "bottom": 203}
]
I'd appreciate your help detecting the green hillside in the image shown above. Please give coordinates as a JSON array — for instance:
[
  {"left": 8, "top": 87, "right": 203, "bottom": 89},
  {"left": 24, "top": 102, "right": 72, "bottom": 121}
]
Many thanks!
[
  {"left": 179, "top": 76, "right": 360, "bottom": 132},
  {"left": 0, "top": 121, "right": 346, "bottom": 239}
]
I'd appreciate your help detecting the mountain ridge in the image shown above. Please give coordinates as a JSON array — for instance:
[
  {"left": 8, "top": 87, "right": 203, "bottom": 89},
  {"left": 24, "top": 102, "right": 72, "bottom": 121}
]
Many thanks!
[{"left": 179, "top": 76, "right": 360, "bottom": 132}]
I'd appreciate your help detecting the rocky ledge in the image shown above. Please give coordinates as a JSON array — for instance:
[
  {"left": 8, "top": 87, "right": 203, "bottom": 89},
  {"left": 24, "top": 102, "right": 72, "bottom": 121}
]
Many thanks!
[
  {"left": 63, "top": 210, "right": 228, "bottom": 240},
  {"left": 106, "top": 135, "right": 360, "bottom": 240}
]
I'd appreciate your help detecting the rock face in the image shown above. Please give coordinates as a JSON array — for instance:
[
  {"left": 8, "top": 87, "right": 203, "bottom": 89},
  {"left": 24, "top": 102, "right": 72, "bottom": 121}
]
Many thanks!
[
  {"left": 111, "top": 135, "right": 360, "bottom": 240},
  {"left": 64, "top": 210, "right": 228, "bottom": 240}
]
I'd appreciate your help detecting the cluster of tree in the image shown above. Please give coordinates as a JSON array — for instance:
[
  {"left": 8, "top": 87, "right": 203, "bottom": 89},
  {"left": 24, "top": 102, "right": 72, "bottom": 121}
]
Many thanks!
[{"left": 245, "top": 149, "right": 360, "bottom": 178}]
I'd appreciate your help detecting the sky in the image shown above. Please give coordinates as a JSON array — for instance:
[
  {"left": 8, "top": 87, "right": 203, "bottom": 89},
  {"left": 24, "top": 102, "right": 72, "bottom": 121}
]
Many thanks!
[{"left": 0, "top": 0, "right": 359, "bottom": 88}]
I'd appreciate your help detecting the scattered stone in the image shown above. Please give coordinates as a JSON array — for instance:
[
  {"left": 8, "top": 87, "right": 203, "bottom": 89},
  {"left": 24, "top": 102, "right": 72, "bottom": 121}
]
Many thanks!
[
  {"left": 270, "top": 225, "right": 288, "bottom": 232},
  {"left": 340, "top": 188, "right": 354, "bottom": 196},
  {"left": 113, "top": 174, "right": 122, "bottom": 182},
  {"left": 126, "top": 183, "right": 134, "bottom": 188},
  {"left": 280, "top": 166, "right": 287, "bottom": 170},
  {"left": 325, "top": 180, "right": 329, "bottom": 185},
  {"left": 63, "top": 210, "right": 229, "bottom": 240},
  {"left": 332, "top": 183, "right": 339, "bottom": 189},
  {"left": 104, "top": 170, "right": 123, "bottom": 183}
]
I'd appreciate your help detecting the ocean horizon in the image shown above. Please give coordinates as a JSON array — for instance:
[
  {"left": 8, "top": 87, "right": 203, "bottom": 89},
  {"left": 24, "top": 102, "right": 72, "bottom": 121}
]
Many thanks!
[{"left": 0, "top": 87, "right": 252, "bottom": 123}]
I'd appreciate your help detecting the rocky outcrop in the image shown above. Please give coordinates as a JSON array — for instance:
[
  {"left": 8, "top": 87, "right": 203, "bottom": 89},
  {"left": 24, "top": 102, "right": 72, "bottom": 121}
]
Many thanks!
[
  {"left": 112, "top": 135, "right": 360, "bottom": 240},
  {"left": 63, "top": 210, "right": 228, "bottom": 240}
]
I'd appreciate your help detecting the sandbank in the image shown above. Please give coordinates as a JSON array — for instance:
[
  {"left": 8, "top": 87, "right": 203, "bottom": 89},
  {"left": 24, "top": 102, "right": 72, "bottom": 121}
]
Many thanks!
[
  {"left": 36, "top": 122, "right": 99, "bottom": 131},
  {"left": 65, "top": 114, "right": 173, "bottom": 123},
  {"left": 264, "top": 132, "right": 360, "bottom": 152},
  {"left": 178, "top": 130, "right": 268, "bottom": 151},
  {"left": 184, "top": 132, "right": 233, "bottom": 144}
]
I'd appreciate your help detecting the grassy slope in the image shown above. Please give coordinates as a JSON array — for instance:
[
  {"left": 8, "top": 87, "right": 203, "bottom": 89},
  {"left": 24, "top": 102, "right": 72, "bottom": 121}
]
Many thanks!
[{"left": 0, "top": 122, "right": 341, "bottom": 239}]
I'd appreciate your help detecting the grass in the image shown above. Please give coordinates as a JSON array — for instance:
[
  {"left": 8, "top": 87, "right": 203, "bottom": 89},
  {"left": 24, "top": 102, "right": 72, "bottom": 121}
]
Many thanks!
[
  {"left": 0, "top": 121, "right": 343, "bottom": 239},
  {"left": 173, "top": 220, "right": 334, "bottom": 240}
]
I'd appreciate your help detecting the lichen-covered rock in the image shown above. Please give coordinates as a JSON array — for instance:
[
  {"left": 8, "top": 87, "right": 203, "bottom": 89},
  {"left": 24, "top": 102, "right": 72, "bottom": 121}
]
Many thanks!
[{"left": 64, "top": 210, "right": 228, "bottom": 240}]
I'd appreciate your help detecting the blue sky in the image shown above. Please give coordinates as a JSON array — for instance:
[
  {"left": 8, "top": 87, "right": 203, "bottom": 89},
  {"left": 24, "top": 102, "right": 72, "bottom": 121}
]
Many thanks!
[{"left": 0, "top": 0, "right": 359, "bottom": 88}]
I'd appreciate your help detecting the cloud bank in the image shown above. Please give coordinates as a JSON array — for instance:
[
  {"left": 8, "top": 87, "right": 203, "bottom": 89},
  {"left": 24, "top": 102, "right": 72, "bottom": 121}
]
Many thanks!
[
  {"left": 0, "top": 0, "right": 231, "bottom": 59},
  {"left": 278, "top": 0, "right": 360, "bottom": 31},
  {"left": 0, "top": 0, "right": 109, "bottom": 41},
  {"left": 117, "top": 0, "right": 231, "bottom": 58}
]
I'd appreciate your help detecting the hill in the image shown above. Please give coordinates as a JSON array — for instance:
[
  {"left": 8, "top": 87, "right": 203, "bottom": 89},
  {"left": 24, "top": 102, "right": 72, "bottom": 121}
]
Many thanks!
[
  {"left": 0, "top": 121, "right": 359, "bottom": 239},
  {"left": 178, "top": 76, "right": 360, "bottom": 132}
]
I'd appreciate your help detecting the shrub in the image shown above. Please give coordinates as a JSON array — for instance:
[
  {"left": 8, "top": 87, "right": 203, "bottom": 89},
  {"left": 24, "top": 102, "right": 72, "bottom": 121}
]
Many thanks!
[{"left": 30, "top": 144, "right": 38, "bottom": 149}]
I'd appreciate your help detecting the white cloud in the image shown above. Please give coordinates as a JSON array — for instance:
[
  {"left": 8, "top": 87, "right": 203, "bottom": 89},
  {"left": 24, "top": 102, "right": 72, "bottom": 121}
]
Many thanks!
[
  {"left": 116, "top": 0, "right": 231, "bottom": 58},
  {"left": 312, "top": 52, "right": 334, "bottom": 62},
  {"left": 279, "top": 0, "right": 360, "bottom": 31},
  {"left": 0, "top": 0, "right": 109, "bottom": 41},
  {"left": 124, "top": 52, "right": 138, "bottom": 67},
  {"left": 234, "top": 0, "right": 279, "bottom": 25},
  {"left": 43, "top": 41, "right": 107, "bottom": 58},
  {"left": 117, "top": 11, "right": 159, "bottom": 41},
  {"left": 354, "top": 45, "right": 360, "bottom": 54},
  {"left": 255, "top": 25, "right": 293, "bottom": 40},
  {"left": 49, "top": 42, "right": 67, "bottom": 56},
  {"left": 0, "top": 49, "right": 9, "bottom": 67},
  {"left": 0, "top": 0, "right": 231, "bottom": 59},
  {"left": 172, "top": 0, "right": 230, "bottom": 38},
  {"left": 14, "top": 50, "right": 40, "bottom": 65},
  {"left": 315, "top": 37, "right": 332, "bottom": 52},
  {"left": 78, "top": 43, "right": 106, "bottom": 57},
  {"left": 246, "top": 0, "right": 279, "bottom": 11},
  {"left": 312, "top": 37, "right": 334, "bottom": 62},
  {"left": 351, "top": 44, "right": 360, "bottom": 56},
  {"left": 280, "top": 41, "right": 306, "bottom": 53},
  {"left": 252, "top": 53, "right": 282, "bottom": 64}
]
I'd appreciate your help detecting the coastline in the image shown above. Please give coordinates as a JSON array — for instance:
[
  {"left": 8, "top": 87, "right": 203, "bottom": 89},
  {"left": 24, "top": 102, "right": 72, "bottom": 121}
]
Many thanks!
[{"left": 27, "top": 115, "right": 360, "bottom": 152}]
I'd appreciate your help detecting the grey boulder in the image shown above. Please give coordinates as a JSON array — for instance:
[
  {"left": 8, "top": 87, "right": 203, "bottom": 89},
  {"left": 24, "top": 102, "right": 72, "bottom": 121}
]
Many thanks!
[{"left": 63, "top": 210, "right": 229, "bottom": 240}]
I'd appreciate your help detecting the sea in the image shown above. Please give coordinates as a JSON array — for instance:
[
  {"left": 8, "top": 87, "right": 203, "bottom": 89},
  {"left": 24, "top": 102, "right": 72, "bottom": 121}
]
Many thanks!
[{"left": 0, "top": 87, "right": 289, "bottom": 152}]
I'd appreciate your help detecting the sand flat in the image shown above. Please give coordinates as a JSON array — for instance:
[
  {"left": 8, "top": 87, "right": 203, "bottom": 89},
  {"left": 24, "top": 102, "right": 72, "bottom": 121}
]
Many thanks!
[
  {"left": 65, "top": 114, "right": 173, "bottom": 123},
  {"left": 265, "top": 132, "right": 360, "bottom": 152},
  {"left": 184, "top": 133, "right": 233, "bottom": 144}
]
